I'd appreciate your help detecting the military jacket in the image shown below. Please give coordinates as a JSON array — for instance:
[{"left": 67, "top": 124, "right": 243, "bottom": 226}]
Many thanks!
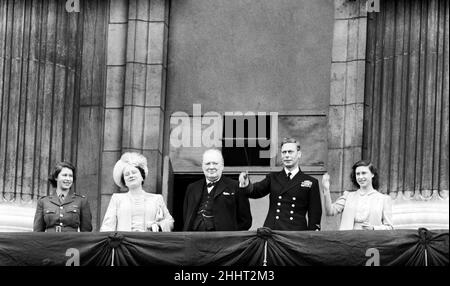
[
  {"left": 33, "top": 191, "right": 93, "bottom": 232},
  {"left": 244, "top": 169, "right": 322, "bottom": 231}
]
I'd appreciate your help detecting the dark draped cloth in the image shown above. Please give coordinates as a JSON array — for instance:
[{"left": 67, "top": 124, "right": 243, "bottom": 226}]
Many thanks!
[{"left": 0, "top": 228, "right": 447, "bottom": 266}]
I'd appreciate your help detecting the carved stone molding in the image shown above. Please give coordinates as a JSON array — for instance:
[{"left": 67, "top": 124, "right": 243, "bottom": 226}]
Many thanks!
[{"left": 391, "top": 190, "right": 449, "bottom": 230}]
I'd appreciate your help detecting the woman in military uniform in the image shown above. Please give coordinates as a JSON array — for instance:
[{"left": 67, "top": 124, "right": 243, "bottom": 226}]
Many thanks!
[{"left": 33, "top": 161, "right": 93, "bottom": 232}]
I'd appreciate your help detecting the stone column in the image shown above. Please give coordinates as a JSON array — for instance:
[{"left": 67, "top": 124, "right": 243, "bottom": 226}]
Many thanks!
[
  {"left": 100, "top": 0, "right": 128, "bottom": 223},
  {"left": 324, "top": 0, "right": 368, "bottom": 230},
  {"left": 121, "top": 0, "right": 169, "bottom": 194},
  {"left": 100, "top": 0, "right": 169, "bottom": 227}
]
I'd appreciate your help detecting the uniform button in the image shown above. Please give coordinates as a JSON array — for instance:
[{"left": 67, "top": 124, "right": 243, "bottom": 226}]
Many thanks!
[
  {"left": 60, "top": 214, "right": 63, "bottom": 217},
  {"left": 277, "top": 202, "right": 281, "bottom": 206},
  {"left": 291, "top": 204, "right": 295, "bottom": 207},
  {"left": 59, "top": 222, "right": 63, "bottom": 226},
  {"left": 290, "top": 217, "right": 293, "bottom": 220},
  {"left": 275, "top": 216, "right": 279, "bottom": 220},
  {"left": 290, "top": 210, "right": 294, "bottom": 214},
  {"left": 276, "top": 209, "right": 280, "bottom": 213},
  {"left": 278, "top": 196, "right": 282, "bottom": 199},
  {"left": 60, "top": 206, "right": 63, "bottom": 209},
  {"left": 292, "top": 197, "right": 296, "bottom": 201}
]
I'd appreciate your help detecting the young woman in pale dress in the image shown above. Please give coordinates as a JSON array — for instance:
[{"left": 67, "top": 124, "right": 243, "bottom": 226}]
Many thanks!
[{"left": 321, "top": 160, "right": 393, "bottom": 230}]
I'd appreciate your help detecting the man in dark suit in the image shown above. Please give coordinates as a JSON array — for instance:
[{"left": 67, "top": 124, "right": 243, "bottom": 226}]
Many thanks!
[
  {"left": 183, "top": 149, "right": 252, "bottom": 231},
  {"left": 239, "top": 138, "right": 322, "bottom": 231}
]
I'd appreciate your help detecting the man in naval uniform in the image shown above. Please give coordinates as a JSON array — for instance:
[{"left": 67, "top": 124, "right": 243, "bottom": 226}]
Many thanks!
[
  {"left": 239, "top": 138, "right": 322, "bottom": 231},
  {"left": 183, "top": 149, "right": 252, "bottom": 231}
]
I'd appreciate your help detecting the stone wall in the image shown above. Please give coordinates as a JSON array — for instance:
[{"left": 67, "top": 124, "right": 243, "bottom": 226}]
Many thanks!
[
  {"left": 100, "top": 0, "right": 169, "bottom": 227},
  {"left": 322, "top": 0, "right": 368, "bottom": 230}
]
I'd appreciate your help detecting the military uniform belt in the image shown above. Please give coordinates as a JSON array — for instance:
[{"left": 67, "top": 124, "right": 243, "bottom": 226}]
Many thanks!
[{"left": 46, "top": 226, "right": 78, "bottom": 232}]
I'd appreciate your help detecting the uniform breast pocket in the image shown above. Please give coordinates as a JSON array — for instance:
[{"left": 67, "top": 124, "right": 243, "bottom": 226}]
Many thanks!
[
  {"left": 43, "top": 209, "right": 57, "bottom": 225},
  {"left": 66, "top": 206, "right": 81, "bottom": 225}
]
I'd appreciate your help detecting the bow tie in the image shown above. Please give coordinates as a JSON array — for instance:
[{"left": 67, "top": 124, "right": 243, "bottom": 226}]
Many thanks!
[{"left": 207, "top": 181, "right": 218, "bottom": 188}]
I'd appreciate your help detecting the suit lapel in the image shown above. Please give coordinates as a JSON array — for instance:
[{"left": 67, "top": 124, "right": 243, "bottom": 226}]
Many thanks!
[
  {"left": 49, "top": 195, "right": 61, "bottom": 206},
  {"left": 192, "top": 180, "right": 205, "bottom": 206},
  {"left": 63, "top": 195, "right": 75, "bottom": 206},
  {"left": 278, "top": 170, "right": 303, "bottom": 195},
  {"left": 187, "top": 180, "right": 205, "bottom": 228},
  {"left": 61, "top": 190, "right": 75, "bottom": 206},
  {"left": 213, "top": 178, "right": 227, "bottom": 199}
]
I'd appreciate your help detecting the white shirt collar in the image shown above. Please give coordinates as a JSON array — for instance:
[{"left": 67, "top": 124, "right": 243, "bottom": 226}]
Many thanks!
[
  {"left": 56, "top": 190, "right": 69, "bottom": 197},
  {"left": 206, "top": 176, "right": 221, "bottom": 185},
  {"left": 206, "top": 177, "right": 221, "bottom": 193},
  {"left": 284, "top": 166, "right": 299, "bottom": 178}
]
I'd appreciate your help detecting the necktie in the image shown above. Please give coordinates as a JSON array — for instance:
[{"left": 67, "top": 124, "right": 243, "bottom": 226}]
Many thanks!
[
  {"left": 287, "top": 172, "right": 292, "bottom": 180},
  {"left": 207, "top": 181, "right": 217, "bottom": 188},
  {"left": 59, "top": 194, "right": 65, "bottom": 202}
]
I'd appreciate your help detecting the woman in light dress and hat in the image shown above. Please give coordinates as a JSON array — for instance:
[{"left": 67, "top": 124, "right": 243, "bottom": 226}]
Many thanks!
[{"left": 100, "top": 152, "right": 174, "bottom": 232}]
